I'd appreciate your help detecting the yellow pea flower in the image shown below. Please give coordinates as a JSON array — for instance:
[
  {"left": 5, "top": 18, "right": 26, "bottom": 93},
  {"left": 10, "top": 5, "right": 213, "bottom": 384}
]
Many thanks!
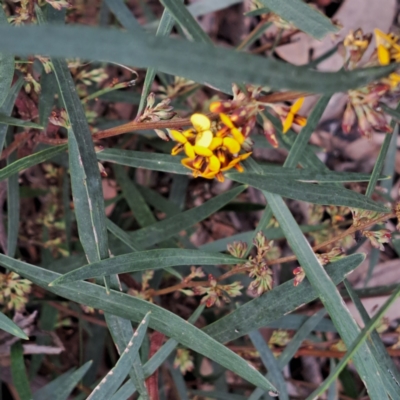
[
  {"left": 374, "top": 29, "right": 400, "bottom": 65},
  {"left": 282, "top": 97, "right": 307, "bottom": 134}
]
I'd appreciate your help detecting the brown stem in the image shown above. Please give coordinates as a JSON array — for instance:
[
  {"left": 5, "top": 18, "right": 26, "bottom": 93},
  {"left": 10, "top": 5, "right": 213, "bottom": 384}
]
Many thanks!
[
  {"left": 149, "top": 212, "right": 395, "bottom": 297},
  {"left": 145, "top": 331, "right": 165, "bottom": 400}
]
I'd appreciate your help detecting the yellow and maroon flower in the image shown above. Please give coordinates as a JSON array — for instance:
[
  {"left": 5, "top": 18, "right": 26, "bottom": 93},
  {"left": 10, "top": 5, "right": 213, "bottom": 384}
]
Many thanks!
[
  {"left": 374, "top": 28, "right": 400, "bottom": 65},
  {"left": 282, "top": 97, "right": 307, "bottom": 133}
]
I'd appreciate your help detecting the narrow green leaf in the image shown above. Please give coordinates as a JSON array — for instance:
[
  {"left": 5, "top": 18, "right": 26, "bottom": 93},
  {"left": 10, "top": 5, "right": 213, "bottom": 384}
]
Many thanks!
[
  {"left": 0, "top": 113, "right": 43, "bottom": 129},
  {"left": 32, "top": 361, "right": 93, "bottom": 400},
  {"left": 258, "top": 0, "right": 338, "bottom": 39},
  {"left": 11, "top": 342, "right": 32, "bottom": 400},
  {"left": 168, "top": 359, "right": 190, "bottom": 400},
  {"left": 6, "top": 147, "right": 19, "bottom": 258},
  {"left": 124, "top": 185, "right": 246, "bottom": 249},
  {"left": 203, "top": 254, "right": 363, "bottom": 343},
  {"left": 104, "top": 0, "right": 143, "bottom": 33},
  {"left": 0, "top": 254, "right": 277, "bottom": 394},
  {"left": 113, "top": 165, "right": 155, "bottom": 227},
  {"left": 0, "top": 311, "right": 28, "bottom": 339},
  {"left": 50, "top": 249, "right": 244, "bottom": 285},
  {"left": 306, "top": 284, "right": 400, "bottom": 400},
  {"left": 0, "top": 6, "right": 14, "bottom": 108},
  {"left": 250, "top": 165, "right": 386, "bottom": 183},
  {"left": 105, "top": 314, "right": 149, "bottom": 399},
  {"left": 88, "top": 313, "right": 151, "bottom": 400},
  {"left": 38, "top": 71, "right": 57, "bottom": 127},
  {"left": 0, "top": 78, "right": 24, "bottom": 153},
  {"left": 187, "top": 0, "right": 243, "bottom": 16},
  {"left": 160, "top": 0, "right": 212, "bottom": 43},
  {"left": 249, "top": 331, "right": 289, "bottom": 400},
  {"left": 97, "top": 148, "right": 188, "bottom": 175},
  {"left": 0, "top": 145, "right": 67, "bottom": 181},
  {"left": 0, "top": 25, "right": 394, "bottom": 94},
  {"left": 228, "top": 173, "right": 389, "bottom": 212},
  {"left": 191, "top": 391, "right": 245, "bottom": 400},
  {"left": 265, "top": 193, "right": 385, "bottom": 398},
  {"left": 344, "top": 281, "right": 400, "bottom": 398}
]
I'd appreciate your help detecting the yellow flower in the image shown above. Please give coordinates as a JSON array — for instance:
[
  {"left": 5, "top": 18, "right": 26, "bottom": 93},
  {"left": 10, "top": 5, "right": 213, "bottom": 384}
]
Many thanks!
[
  {"left": 218, "top": 113, "right": 245, "bottom": 144},
  {"left": 282, "top": 97, "right": 307, "bottom": 134},
  {"left": 374, "top": 29, "right": 400, "bottom": 65}
]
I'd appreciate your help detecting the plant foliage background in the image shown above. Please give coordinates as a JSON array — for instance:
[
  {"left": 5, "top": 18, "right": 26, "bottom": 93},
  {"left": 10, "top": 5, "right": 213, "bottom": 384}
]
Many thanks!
[{"left": 0, "top": 0, "right": 400, "bottom": 399}]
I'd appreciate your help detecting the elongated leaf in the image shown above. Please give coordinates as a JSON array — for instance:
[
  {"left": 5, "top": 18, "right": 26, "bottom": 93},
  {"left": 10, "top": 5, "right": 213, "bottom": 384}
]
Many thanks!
[
  {"left": 33, "top": 361, "right": 92, "bottom": 400},
  {"left": 307, "top": 284, "right": 400, "bottom": 400},
  {"left": 265, "top": 193, "right": 385, "bottom": 398},
  {"left": 39, "top": 71, "right": 57, "bottom": 127},
  {"left": 0, "top": 113, "right": 43, "bottom": 129},
  {"left": 160, "top": 0, "right": 212, "bottom": 43},
  {"left": 105, "top": 314, "right": 149, "bottom": 399},
  {"left": 0, "top": 6, "right": 14, "bottom": 108},
  {"left": 126, "top": 185, "right": 245, "bottom": 249},
  {"left": 0, "top": 25, "right": 394, "bottom": 94},
  {"left": 0, "top": 145, "right": 67, "bottom": 181},
  {"left": 11, "top": 342, "right": 32, "bottom": 400},
  {"left": 258, "top": 0, "right": 338, "bottom": 39},
  {"left": 0, "top": 311, "right": 28, "bottom": 339},
  {"left": 0, "top": 78, "right": 24, "bottom": 153},
  {"left": 227, "top": 173, "right": 389, "bottom": 212},
  {"left": 88, "top": 313, "right": 150, "bottom": 400},
  {"left": 98, "top": 148, "right": 188, "bottom": 175},
  {"left": 254, "top": 166, "right": 385, "bottom": 183},
  {"left": 249, "top": 331, "right": 288, "bottom": 400},
  {"left": 187, "top": 0, "right": 243, "bottom": 16},
  {"left": 105, "top": 0, "right": 143, "bottom": 33},
  {"left": 203, "top": 254, "right": 363, "bottom": 343},
  {"left": 50, "top": 249, "right": 243, "bottom": 285},
  {"left": 0, "top": 254, "right": 277, "bottom": 394},
  {"left": 7, "top": 147, "right": 19, "bottom": 258}
]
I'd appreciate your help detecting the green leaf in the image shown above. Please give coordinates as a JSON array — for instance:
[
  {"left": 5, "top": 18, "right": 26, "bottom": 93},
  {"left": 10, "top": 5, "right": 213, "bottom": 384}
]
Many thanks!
[
  {"left": 38, "top": 71, "right": 57, "bottom": 127},
  {"left": 0, "top": 311, "right": 28, "bottom": 339},
  {"left": 187, "top": 0, "right": 243, "bottom": 16},
  {"left": 0, "top": 78, "right": 23, "bottom": 155},
  {"left": 306, "top": 283, "right": 400, "bottom": 400},
  {"left": 105, "top": 314, "right": 149, "bottom": 399},
  {"left": 252, "top": 165, "right": 386, "bottom": 183},
  {"left": 0, "top": 145, "right": 67, "bottom": 181},
  {"left": 0, "top": 113, "right": 43, "bottom": 129},
  {"left": 32, "top": 361, "right": 93, "bottom": 400},
  {"left": 104, "top": 0, "right": 143, "bottom": 33},
  {"left": 249, "top": 330, "right": 289, "bottom": 400},
  {"left": 97, "top": 148, "right": 188, "bottom": 175},
  {"left": 11, "top": 342, "right": 32, "bottom": 400},
  {"left": 6, "top": 147, "right": 19, "bottom": 258},
  {"left": 50, "top": 249, "right": 244, "bottom": 285},
  {"left": 0, "top": 6, "right": 15, "bottom": 108},
  {"left": 0, "top": 25, "right": 394, "bottom": 94},
  {"left": 258, "top": 0, "right": 338, "bottom": 39},
  {"left": 203, "top": 254, "right": 363, "bottom": 343},
  {"left": 0, "top": 254, "right": 277, "bottom": 394},
  {"left": 88, "top": 313, "right": 151, "bottom": 400},
  {"left": 160, "top": 0, "right": 213, "bottom": 43},
  {"left": 122, "top": 185, "right": 246, "bottom": 249},
  {"left": 227, "top": 173, "right": 389, "bottom": 212},
  {"left": 265, "top": 193, "right": 386, "bottom": 399}
]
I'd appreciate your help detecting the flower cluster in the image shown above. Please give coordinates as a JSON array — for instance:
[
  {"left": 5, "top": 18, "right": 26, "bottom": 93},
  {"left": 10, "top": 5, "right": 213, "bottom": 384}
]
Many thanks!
[
  {"left": 170, "top": 112, "right": 252, "bottom": 182},
  {"left": 169, "top": 84, "right": 307, "bottom": 181},
  {"left": 193, "top": 274, "right": 243, "bottom": 308},
  {"left": 340, "top": 28, "right": 400, "bottom": 137},
  {"left": 0, "top": 272, "right": 32, "bottom": 311},
  {"left": 240, "top": 232, "right": 280, "bottom": 296},
  {"left": 173, "top": 349, "right": 194, "bottom": 375}
]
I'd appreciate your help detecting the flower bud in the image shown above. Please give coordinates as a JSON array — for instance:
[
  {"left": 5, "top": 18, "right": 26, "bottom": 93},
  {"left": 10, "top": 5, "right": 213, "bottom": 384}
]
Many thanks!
[
  {"left": 154, "top": 129, "right": 170, "bottom": 141},
  {"left": 227, "top": 241, "right": 248, "bottom": 258},
  {"left": 342, "top": 103, "right": 356, "bottom": 134},
  {"left": 293, "top": 266, "right": 305, "bottom": 286}
]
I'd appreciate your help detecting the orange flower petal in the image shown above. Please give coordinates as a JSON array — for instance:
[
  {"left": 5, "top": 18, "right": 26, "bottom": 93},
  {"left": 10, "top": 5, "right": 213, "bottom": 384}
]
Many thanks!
[
  {"left": 282, "top": 113, "right": 294, "bottom": 134},
  {"left": 223, "top": 137, "right": 241, "bottom": 154},
  {"left": 294, "top": 115, "right": 307, "bottom": 127},
  {"left": 193, "top": 146, "right": 213, "bottom": 157},
  {"left": 209, "top": 137, "right": 223, "bottom": 150},
  {"left": 170, "top": 129, "right": 188, "bottom": 144},
  {"left": 239, "top": 152, "right": 252, "bottom": 161},
  {"left": 208, "top": 155, "right": 221, "bottom": 172},
  {"left": 195, "top": 129, "right": 213, "bottom": 148},
  {"left": 184, "top": 143, "right": 196, "bottom": 159},
  {"left": 171, "top": 143, "right": 184, "bottom": 156},
  {"left": 377, "top": 44, "right": 390, "bottom": 65},
  {"left": 230, "top": 127, "right": 245, "bottom": 144},
  {"left": 290, "top": 97, "right": 305, "bottom": 114},
  {"left": 219, "top": 113, "right": 234, "bottom": 129},
  {"left": 190, "top": 113, "right": 211, "bottom": 132}
]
